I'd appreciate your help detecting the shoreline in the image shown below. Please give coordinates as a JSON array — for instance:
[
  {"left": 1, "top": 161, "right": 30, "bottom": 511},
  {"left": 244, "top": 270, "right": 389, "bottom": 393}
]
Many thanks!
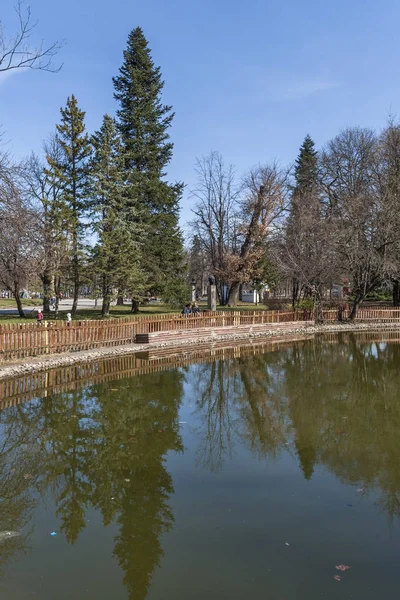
[{"left": 0, "top": 321, "right": 400, "bottom": 381}]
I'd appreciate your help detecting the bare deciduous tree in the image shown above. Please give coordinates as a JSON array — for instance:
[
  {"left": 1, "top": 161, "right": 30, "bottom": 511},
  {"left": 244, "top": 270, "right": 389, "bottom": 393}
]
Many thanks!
[
  {"left": 0, "top": 1, "right": 62, "bottom": 73},
  {"left": 190, "top": 152, "right": 240, "bottom": 303},
  {"left": 21, "top": 136, "right": 67, "bottom": 313},
  {"left": 377, "top": 120, "right": 400, "bottom": 306},
  {"left": 0, "top": 160, "right": 41, "bottom": 317},
  {"left": 225, "top": 164, "right": 288, "bottom": 306},
  {"left": 321, "top": 127, "right": 397, "bottom": 318},
  {"left": 275, "top": 202, "right": 338, "bottom": 320},
  {"left": 190, "top": 153, "right": 287, "bottom": 306}
]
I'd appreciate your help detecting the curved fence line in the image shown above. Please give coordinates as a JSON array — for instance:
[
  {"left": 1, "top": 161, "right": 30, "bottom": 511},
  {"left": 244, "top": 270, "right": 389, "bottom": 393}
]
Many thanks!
[{"left": 1, "top": 308, "right": 400, "bottom": 362}]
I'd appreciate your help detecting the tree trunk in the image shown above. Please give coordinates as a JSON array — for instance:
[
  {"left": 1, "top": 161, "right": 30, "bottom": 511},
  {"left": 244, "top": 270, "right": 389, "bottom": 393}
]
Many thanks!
[
  {"left": 393, "top": 280, "right": 400, "bottom": 307},
  {"left": 102, "top": 278, "right": 111, "bottom": 317},
  {"left": 337, "top": 305, "right": 343, "bottom": 322},
  {"left": 102, "top": 300, "right": 110, "bottom": 317},
  {"left": 72, "top": 278, "right": 79, "bottom": 315},
  {"left": 349, "top": 298, "right": 361, "bottom": 320},
  {"left": 13, "top": 287, "right": 25, "bottom": 318},
  {"left": 116, "top": 290, "right": 124, "bottom": 306},
  {"left": 71, "top": 225, "right": 79, "bottom": 315},
  {"left": 227, "top": 283, "right": 240, "bottom": 307},
  {"left": 54, "top": 276, "right": 61, "bottom": 319},
  {"left": 292, "top": 278, "right": 300, "bottom": 309},
  {"left": 42, "top": 271, "right": 52, "bottom": 314},
  {"left": 314, "top": 288, "right": 323, "bottom": 324},
  {"left": 131, "top": 299, "right": 139, "bottom": 313},
  {"left": 216, "top": 280, "right": 224, "bottom": 306}
]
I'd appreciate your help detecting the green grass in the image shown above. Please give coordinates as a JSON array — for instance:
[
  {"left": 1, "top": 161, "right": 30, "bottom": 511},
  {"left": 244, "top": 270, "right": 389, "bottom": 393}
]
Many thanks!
[
  {"left": 0, "top": 300, "right": 274, "bottom": 325},
  {"left": 0, "top": 298, "right": 42, "bottom": 309}
]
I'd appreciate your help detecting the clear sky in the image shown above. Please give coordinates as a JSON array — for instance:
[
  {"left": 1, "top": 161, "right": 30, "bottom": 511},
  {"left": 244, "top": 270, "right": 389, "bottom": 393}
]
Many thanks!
[{"left": 1, "top": 0, "right": 399, "bottom": 229}]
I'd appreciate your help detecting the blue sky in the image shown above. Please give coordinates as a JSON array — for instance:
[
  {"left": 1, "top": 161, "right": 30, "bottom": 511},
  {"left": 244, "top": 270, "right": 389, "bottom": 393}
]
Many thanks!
[{"left": 1, "top": 0, "right": 399, "bottom": 229}]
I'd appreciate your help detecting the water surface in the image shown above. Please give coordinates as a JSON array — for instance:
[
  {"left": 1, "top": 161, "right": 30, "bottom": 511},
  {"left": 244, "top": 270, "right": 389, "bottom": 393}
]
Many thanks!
[{"left": 0, "top": 332, "right": 399, "bottom": 599}]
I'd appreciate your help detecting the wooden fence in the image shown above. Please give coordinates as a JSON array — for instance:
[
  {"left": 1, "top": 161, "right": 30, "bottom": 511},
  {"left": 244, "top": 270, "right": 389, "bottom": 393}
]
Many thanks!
[
  {"left": 1, "top": 307, "right": 400, "bottom": 362},
  {"left": 0, "top": 311, "right": 308, "bottom": 362},
  {"left": 321, "top": 308, "right": 400, "bottom": 322}
]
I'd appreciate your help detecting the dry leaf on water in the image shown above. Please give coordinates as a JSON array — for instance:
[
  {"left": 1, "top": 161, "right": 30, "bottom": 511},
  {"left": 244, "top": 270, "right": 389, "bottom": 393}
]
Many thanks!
[{"left": 336, "top": 565, "right": 351, "bottom": 572}]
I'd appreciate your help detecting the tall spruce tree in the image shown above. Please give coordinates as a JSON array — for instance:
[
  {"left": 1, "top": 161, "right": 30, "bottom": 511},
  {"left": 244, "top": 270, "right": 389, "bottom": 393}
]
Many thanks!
[
  {"left": 286, "top": 134, "right": 320, "bottom": 306},
  {"left": 90, "top": 115, "right": 146, "bottom": 316},
  {"left": 294, "top": 134, "right": 318, "bottom": 195},
  {"left": 47, "top": 95, "right": 91, "bottom": 315},
  {"left": 113, "top": 28, "right": 186, "bottom": 306}
]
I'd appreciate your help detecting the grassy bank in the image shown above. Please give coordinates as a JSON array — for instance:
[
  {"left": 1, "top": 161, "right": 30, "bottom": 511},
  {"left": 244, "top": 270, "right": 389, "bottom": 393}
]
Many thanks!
[
  {"left": 0, "top": 301, "right": 272, "bottom": 324},
  {"left": 0, "top": 298, "right": 42, "bottom": 309}
]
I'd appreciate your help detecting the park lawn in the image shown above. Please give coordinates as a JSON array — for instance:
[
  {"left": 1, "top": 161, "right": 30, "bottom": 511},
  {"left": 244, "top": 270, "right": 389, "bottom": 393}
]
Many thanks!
[
  {"left": 0, "top": 300, "right": 273, "bottom": 325},
  {"left": 0, "top": 298, "right": 42, "bottom": 309},
  {"left": 0, "top": 303, "right": 181, "bottom": 325}
]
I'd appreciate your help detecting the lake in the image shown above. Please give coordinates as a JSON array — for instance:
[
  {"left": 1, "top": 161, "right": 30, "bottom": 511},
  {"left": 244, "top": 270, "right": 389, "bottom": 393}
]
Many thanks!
[{"left": 0, "top": 331, "right": 399, "bottom": 599}]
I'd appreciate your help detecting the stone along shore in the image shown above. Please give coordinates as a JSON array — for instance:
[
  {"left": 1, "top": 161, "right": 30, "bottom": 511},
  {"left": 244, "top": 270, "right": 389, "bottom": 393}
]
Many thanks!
[{"left": 0, "top": 321, "right": 400, "bottom": 380}]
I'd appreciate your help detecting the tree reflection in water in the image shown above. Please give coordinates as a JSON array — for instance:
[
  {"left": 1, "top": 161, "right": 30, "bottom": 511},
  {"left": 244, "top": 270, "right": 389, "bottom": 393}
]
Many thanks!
[
  {"left": 0, "top": 333, "right": 400, "bottom": 596},
  {"left": 0, "top": 369, "right": 184, "bottom": 600},
  {"left": 190, "top": 334, "right": 400, "bottom": 522}
]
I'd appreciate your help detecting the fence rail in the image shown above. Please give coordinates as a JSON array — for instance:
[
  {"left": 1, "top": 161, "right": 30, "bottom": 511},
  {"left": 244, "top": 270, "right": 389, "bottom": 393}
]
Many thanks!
[
  {"left": 1, "top": 307, "right": 400, "bottom": 362},
  {"left": 321, "top": 308, "right": 400, "bottom": 322}
]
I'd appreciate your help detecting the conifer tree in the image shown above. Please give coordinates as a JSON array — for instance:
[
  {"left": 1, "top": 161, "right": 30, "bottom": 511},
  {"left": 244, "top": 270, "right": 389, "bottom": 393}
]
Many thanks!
[
  {"left": 90, "top": 115, "right": 145, "bottom": 316},
  {"left": 286, "top": 135, "right": 320, "bottom": 306},
  {"left": 294, "top": 134, "right": 318, "bottom": 196},
  {"left": 47, "top": 95, "right": 91, "bottom": 315},
  {"left": 113, "top": 28, "right": 186, "bottom": 306}
]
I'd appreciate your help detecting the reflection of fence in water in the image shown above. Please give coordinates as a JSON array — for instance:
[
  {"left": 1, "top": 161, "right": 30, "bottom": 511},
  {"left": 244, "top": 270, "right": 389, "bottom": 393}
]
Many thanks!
[
  {"left": 2, "top": 329, "right": 400, "bottom": 410},
  {"left": 0, "top": 337, "right": 312, "bottom": 410}
]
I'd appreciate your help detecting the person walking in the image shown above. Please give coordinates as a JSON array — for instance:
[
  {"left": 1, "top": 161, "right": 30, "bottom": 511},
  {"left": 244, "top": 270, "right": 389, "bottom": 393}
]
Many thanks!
[
  {"left": 36, "top": 309, "right": 44, "bottom": 326},
  {"left": 66, "top": 313, "right": 72, "bottom": 327}
]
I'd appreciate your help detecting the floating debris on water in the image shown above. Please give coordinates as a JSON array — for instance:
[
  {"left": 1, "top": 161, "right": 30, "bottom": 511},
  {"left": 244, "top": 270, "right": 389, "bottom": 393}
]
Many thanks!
[{"left": 336, "top": 564, "right": 351, "bottom": 571}]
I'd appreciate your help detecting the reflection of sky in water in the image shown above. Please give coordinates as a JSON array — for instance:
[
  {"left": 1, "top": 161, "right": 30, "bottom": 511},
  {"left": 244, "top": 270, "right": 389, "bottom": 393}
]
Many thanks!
[
  {"left": 0, "top": 332, "right": 399, "bottom": 599},
  {"left": 370, "top": 342, "right": 388, "bottom": 357}
]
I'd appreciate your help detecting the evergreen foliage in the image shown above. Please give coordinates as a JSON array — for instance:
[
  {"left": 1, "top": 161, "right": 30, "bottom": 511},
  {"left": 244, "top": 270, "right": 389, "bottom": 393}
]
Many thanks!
[
  {"left": 113, "top": 27, "right": 186, "bottom": 304},
  {"left": 294, "top": 134, "right": 318, "bottom": 196},
  {"left": 286, "top": 134, "right": 320, "bottom": 306},
  {"left": 89, "top": 115, "right": 146, "bottom": 315},
  {"left": 46, "top": 95, "right": 91, "bottom": 314}
]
